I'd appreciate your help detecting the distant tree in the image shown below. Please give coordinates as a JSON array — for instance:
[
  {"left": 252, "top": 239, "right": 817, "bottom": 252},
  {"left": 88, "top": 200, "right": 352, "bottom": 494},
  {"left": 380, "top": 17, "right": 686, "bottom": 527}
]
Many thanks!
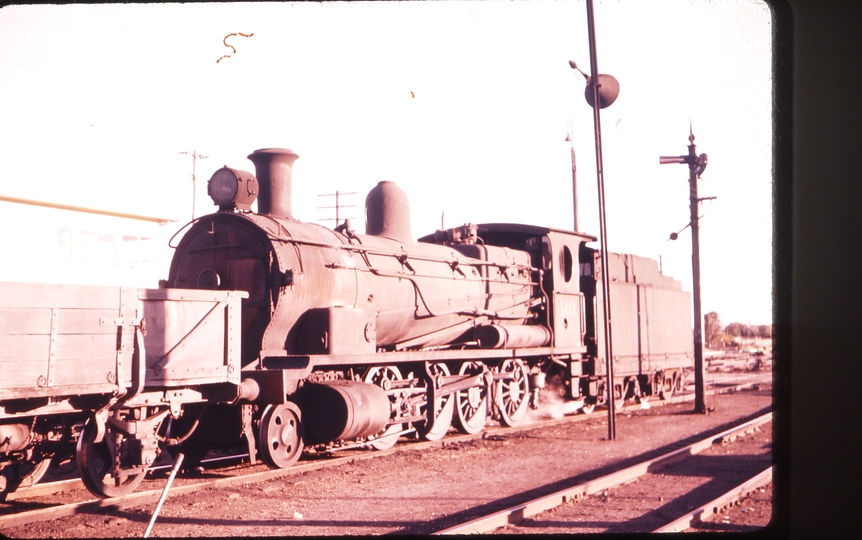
[
  {"left": 724, "top": 322, "right": 769, "bottom": 341},
  {"left": 724, "top": 322, "right": 745, "bottom": 337},
  {"left": 704, "top": 311, "right": 722, "bottom": 348}
]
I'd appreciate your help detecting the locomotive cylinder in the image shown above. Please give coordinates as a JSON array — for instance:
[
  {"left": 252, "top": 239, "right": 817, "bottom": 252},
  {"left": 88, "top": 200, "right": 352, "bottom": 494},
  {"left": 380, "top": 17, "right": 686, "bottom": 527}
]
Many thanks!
[
  {"left": 247, "top": 148, "right": 299, "bottom": 219},
  {"left": 299, "top": 381, "right": 391, "bottom": 444}
]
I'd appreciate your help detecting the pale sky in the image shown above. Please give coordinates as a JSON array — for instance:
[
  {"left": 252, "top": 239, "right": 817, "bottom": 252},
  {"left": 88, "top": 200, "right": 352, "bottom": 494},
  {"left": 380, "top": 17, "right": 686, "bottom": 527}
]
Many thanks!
[{"left": 0, "top": 0, "right": 773, "bottom": 326}]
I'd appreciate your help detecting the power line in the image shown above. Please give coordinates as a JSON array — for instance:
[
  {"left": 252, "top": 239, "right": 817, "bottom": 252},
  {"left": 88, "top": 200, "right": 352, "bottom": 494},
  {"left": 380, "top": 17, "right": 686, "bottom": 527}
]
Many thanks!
[{"left": 317, "top": 191, "right": 357, "bottom": 226}]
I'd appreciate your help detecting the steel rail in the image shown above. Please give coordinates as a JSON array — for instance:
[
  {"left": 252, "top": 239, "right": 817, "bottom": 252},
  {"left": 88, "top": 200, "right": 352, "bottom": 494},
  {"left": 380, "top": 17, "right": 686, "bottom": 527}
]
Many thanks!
[
  {"left": 0, "top": 379, "right": 766, "bottom": 527},
  {"left": 1, "top": 451, "right": 251, "bottom": 502},
  {"left": 0, "top": 408, "right": 601, "bottom": 527},
  {"left": 653, "top": 467, "right": 773, "bottom": 532},
  {"left": 1, "top": 378, "right": 762, "bottom": 503},
  {"left": 433, "top": 411, "right": 772, "bottom": 535}
]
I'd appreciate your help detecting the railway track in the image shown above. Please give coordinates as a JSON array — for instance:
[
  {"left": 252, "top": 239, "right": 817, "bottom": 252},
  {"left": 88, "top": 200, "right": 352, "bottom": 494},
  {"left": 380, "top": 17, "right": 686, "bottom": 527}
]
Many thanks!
[
  {"left": 433, "top": 412, "right": 773, "bottom": 534},
  {"left": 0, "top": 379, "right": 767, "bottom": 531},
  {"left": 654, "top": 467, "right": 772, "bottom": 532}
]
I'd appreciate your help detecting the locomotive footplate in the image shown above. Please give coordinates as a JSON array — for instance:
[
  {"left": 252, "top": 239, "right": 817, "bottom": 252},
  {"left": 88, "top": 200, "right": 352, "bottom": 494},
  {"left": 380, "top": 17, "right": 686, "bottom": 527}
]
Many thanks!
[{"left": 261, "top": 345, "right": 586, "bottom": 371}]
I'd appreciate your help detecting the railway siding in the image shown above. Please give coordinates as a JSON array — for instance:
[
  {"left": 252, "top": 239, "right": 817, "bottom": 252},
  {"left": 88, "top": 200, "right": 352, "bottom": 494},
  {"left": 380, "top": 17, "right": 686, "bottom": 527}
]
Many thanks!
[
  {"left": 1, "top": 382, "right": 772, "bottom": 538},
  {"left": 484, "top": 416, "right": 773, "bottom": 534}
]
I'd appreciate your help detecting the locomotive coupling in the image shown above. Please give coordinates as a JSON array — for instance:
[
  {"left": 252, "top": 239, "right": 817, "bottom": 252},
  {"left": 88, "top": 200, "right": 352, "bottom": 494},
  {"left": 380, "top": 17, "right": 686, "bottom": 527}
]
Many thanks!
[{"left": 298, "top": 380, "right": 391, "bottom": 445}]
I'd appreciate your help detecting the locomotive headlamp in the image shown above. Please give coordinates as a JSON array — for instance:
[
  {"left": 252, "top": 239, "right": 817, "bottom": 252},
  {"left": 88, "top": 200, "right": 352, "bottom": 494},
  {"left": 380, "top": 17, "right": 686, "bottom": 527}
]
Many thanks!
[{"left": 208, "top": 167, "right": 259, "bottom": 211}]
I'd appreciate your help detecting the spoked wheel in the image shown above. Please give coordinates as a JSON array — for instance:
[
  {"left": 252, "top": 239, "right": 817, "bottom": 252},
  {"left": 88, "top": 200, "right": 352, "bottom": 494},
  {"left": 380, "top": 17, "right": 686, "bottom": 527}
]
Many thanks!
[
  {"left": 416, "top": 363, "right": 454, "bottom": 441},
  {"left": 16, "top": 457, "right": 51, "bottom": 489},
  {"left": 659, "top": 372, "right": 676, "bottom": 400},
  {"left": 614, "top": 380, "right": 627, "bottom": 410},
  {"left": 495, "top": 359, "right": 530, "bottom": 427},
  {"left": 363, "top": 366, "right": 403, "bottom": 451},
  {"left": 454, "top": 361, "right": 487, "bottom": 434},
  {"left": 0, "top": 456, "right": 52, "bottom": 499},
  {"left": 76, "top": 416, "right": 148, "bottom": 498},
  {"left": 258, "top": 402, "right": 304, "bottom": 469}
]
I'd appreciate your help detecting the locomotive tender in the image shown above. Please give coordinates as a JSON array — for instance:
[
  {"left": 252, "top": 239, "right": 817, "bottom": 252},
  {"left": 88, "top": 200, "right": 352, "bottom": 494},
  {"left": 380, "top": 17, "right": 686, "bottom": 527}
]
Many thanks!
[{"left": 0, "top": 147, "right": 692, "bottom": 499}]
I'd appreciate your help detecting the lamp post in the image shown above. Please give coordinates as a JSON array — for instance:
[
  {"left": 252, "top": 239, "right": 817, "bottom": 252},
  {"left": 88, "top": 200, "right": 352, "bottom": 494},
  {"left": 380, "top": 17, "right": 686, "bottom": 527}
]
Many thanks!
[
  {"left": 660, "top": 124, "right": 709, "bottom": 414},
  {"left": 570, "top": 0, "right": 620, "bottom": 440}
]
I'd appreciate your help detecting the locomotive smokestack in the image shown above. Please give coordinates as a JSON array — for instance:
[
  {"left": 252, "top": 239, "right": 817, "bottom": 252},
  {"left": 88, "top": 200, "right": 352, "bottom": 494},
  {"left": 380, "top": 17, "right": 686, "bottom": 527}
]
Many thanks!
[{"left": 247, "top": 148, "right": 299, "bottom": 219}]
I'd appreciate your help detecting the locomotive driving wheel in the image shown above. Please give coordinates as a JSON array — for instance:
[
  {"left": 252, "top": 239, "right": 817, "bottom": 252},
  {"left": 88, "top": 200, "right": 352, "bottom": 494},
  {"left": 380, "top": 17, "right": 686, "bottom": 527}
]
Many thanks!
[
  {"left": 495, "top": 359, "right": 530, "bottom": 427},
  {"left": 454, "top": 361, "right": 488, "bottom": 434},
  {"left": 363, "top": 365, "right": 404, "bottom": 451},
  {"left": 76, "top": 414, "right": 150, "bottom": 498},
  {"left": 258, "top": 402, "right": 304, "bottom": 469},
  {"left": 416, "top": 362, "right": 454, "bottom": 441}
]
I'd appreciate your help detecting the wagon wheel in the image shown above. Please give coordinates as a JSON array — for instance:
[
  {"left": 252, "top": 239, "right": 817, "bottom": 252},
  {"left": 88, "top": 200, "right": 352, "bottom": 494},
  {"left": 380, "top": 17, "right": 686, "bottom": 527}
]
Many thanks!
[
  {"left": 495, "top": 359, "right": 530, "bottom": 427},
  {"left": 363, "top": 366, "right": 403, "bottom": 450},
  {"left": 258, "top": 402, "right": 304, "bottom": 469},
  {"left": 659, "top": 372, "right": 675, "bottom": 400},
  {"left": 15, "top": 456, "right": 51, "bottom": 489},
  {"left": 0, "top": 456, "right": 52, "bottom": 499},
  {"left": 454, "top": 361, "right": 487, "bottom": 434},
  {"left": 614, "top": 379, "right": 628, "bottom": 410},
  {"left": 416, "top": 363, "right": 454, "bottom": 441},
  {"left": 76, "top": 416, "right": 149, "bottom": 498}
]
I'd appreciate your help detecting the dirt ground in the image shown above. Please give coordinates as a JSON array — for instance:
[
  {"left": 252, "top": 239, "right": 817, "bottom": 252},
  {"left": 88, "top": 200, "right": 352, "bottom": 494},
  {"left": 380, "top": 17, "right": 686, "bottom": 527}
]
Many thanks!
[
  {"left": 494, "top": 414, "right": 773, "bottom": 534},
  {"left": 1, "top": 379, "right": 773, "bottom": 538}
]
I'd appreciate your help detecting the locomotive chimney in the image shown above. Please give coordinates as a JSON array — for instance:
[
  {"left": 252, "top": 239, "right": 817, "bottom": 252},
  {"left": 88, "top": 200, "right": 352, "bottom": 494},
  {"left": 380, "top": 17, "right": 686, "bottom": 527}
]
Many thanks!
[
  {"left": 247, "top": 148, "right": 299, "bottom": 219},
  {"left": 365, "top": 181, "right": 412, "bottom": 243}
]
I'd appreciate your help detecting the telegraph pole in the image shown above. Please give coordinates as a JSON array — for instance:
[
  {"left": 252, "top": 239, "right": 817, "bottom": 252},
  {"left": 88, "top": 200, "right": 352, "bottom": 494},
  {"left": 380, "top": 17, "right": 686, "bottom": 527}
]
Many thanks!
[
  {"left": 566, "top": 119, "right": 579, "bottom": 231},
  {"left": 180, "top": 150, "right": 209, "bottom": 220},
  {"left": 317, "top": 191, "right": 357, "bottom": 227},
  {"left": 660, "top": 125, "right": 709, "bottom": 414}
]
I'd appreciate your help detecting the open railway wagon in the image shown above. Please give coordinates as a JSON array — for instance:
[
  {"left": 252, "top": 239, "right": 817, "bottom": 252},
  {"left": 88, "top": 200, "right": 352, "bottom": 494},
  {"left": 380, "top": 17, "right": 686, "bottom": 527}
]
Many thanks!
[{"left": 0, "top": 282, "right": 246, "bottom": 498}]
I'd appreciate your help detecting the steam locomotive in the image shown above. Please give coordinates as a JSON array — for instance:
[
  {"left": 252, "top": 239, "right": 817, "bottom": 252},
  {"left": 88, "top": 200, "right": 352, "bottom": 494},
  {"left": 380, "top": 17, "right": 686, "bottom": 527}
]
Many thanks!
[{"left": 0, "top": 148, "right": 692, "bottom": 499}]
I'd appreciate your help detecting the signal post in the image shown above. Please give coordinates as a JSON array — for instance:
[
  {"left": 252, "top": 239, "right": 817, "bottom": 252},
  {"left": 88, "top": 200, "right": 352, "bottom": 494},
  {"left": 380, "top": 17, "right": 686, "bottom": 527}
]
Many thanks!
[{"left": 660, "top": 127, "right": 709, "bottom": 414}]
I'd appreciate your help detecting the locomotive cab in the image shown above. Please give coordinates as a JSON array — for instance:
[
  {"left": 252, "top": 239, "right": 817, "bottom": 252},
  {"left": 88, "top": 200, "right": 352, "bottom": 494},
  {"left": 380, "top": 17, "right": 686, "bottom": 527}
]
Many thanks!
[{"left": 449, "top": 223, "right": 595, "bottom": 351}]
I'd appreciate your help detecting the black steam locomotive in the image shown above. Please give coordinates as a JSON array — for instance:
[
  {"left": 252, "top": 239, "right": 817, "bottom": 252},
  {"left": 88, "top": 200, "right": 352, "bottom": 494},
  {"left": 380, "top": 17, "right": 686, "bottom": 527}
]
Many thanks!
[{"left": 0, "top": 148, "right": 692, "bottom": 499}]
